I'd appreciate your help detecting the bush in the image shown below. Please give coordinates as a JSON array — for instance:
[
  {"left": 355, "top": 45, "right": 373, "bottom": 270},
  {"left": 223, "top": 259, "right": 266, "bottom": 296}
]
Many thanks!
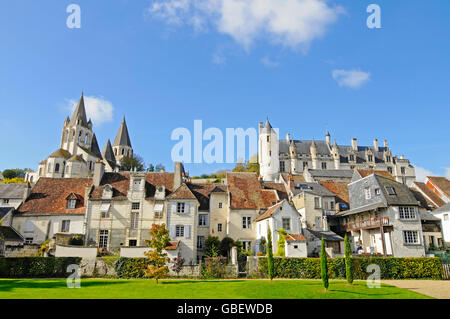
[
  {"left": 257, "top": 257, "right": 443, "bottom": 280},
  {"left": 0, "top": 257, "right": 81, "bottom": 278},
  {"left": 114, "top": 257, "right": 154, "bottom": 278},
  {"left": 202, "top": 257, "right": 228, "bottom": 279},
  {"left": 69, "top": 235, "right": 84, "bottom": 246}
]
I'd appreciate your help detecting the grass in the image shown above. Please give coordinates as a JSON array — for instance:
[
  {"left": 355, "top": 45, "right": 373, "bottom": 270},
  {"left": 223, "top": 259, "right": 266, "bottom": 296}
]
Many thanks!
[{"left": 0, "top": 279, "right": 432, "bottom": 299}]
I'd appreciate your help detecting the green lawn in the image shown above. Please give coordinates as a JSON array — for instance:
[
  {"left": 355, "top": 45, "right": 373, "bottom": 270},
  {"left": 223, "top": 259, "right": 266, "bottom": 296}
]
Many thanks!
[{"left": 0, "top": 279, "right": 432, "bottom": 299}]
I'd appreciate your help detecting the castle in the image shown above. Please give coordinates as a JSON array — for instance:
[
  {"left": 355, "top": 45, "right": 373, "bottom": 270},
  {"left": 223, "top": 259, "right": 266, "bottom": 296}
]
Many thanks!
[
  {"left": 258, "top": 119, "right": 416, "bottom": 186},
  {"left": 25, "top": 93, "right": 133, "bottom": 183}
]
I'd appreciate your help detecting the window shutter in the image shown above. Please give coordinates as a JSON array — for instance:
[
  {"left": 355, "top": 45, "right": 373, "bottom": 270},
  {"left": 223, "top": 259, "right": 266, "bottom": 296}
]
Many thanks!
[
  {"left": 184, "top": 203, "right": 189, "bottom": 214},
  {"left": 205, "top": 214, "right": 209, "bottom": 226},
  {"left": 170, "top": 225, "right": 176, "bottom": 239},
  {"left": 394, "top": 207, "right": 400, "bottom": 220},
  {"left": 185, "top": 225, "right": 191, "bottom": 239},
  {"left": 171, "top": 203, "right": 176, "bottom": 214}
]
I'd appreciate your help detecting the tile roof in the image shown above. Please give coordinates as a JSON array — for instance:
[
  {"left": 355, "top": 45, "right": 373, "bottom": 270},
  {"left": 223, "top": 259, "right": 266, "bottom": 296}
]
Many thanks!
[
  {"left": 413, "top": 182, "right": 446, "bottom": 207},
  {"left": 286, "top": 233, "right": 307, "bottom": 241},
  {"left": 0, "top": 207, "right": 13, "bottom": 220},
  {"left": 113, "top": 116, "right": 132, "bottom": 148},
  {"left": 281, "top": 173, "right": 306, "bottom": 184},
  {"left": 226, "top": 172, "right": 278, "bottom": 209},
  {"left": 319, "top": 181, "right": 350, "bottom": 204},
  {"left": 90, "top": 173, "right": 130, "bottom": 200},
  {"left": 291, "top": 182, "right": 335, "bottom": 197},
  {"left": 186, "top": 183, "right": 227, "bottom": 211},
  {"left": 167, "top": 184, "right": 197, "bottom": 200},
  {"left": 306, "top": 229, "right": 343, "bottom": 241},
  {"left": 427, "top": 176, "right": 450, "bottom": 197},
  {"left": 145, "top": 173, "right": 175, "bottom": 199},
  {"left": 309, "top": 169, "right": 354, "bottom": 179},
  {"left": 255, "top": 200, "right": 284, "bottom": 222},
  {"left": 374, "top": 175, "right": 418, "bottom": 206},
  {"left": 410, "top": 188, "right": 435, "bottom": 210},
  {"left": 357, "top": 169, "right": 395, "bottom": 180},
  {"left": 49, "top": 148, "right": 71, "bottom": 159},
  {"left": 263, "top": 182, "right": 289, "bottom": 200},
  {"left": 17, "top": 178, "right": 92, "bottom": 215},
  {"left": 164, "top": 241, "right": 179, "bottom": 250},
  {"left": 0, "top": 184, "right": 26, "bottom": 199}
]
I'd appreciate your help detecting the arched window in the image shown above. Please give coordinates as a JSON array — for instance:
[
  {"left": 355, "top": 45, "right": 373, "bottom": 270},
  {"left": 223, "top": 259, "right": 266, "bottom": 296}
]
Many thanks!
[
  {"left": 66, "top": 130, "right": 69, "bottom": 142},
  {"left": 122, "top": 149, "right": 124, "bottom": 155},
  {"left": 55, "top": 163, "right": 60, "bottom": 172},
  {"left": 115, "top": 149, "right": 117, "bottom": 156},
  {"left": 78, "top": 131, "right": 82, "bottom": 142},
  {"left": 85, "top": 134, "right": 88, "bottom": 144}
]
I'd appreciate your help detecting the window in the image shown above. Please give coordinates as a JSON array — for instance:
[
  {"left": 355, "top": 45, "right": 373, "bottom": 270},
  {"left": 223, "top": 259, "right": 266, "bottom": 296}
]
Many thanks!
[
  {"left": 61, "top": 220, "right": 70, "bottom": 233},
  {"left": 321, "top": 162, "right": 327, "bottom": 169},
  {"left": 175, "top": 225, "right": 185, "bottom": 237},
  {"left": 197, "top": 236, "right": 205, "bottom": 249},
  {"left": 130, "top": 213, "right": 139, "bottom": 229},
  {"left": 133, "top": 180, "right": 141, "bottom": 191},
  {"left": 177, "top": 202, "right": 186, "bottom": 213},
  {"left": 267, "top": 136, "right": 270, "bottom": 142},
  {"left": 387, "top": 167, "right": 393, "bottom": 174},
  {"left": 242, "top": 241, "right": 252, "bottom": 251},
  {"left": 403, "top": 231, "right": 419, "bottom": 244},
  {"left": 280, "top": 161, "right": 285, "bottom": 172},
  {"left": 129, "top": 240, "right": 137, "bottom": 247},
  {"left": 242, "top": 217, "right": 251, "bottom": 229},
  {"left": 199, "top": 214, "right": 208, "bottom": 226},
  {"left": 399, "top": 207, "right": 416, "bottom": 219},
  {"left": 218, "top": 223, "right": 223, "bottom": 232},
  {"left": 55, "top": 163, "right": 60, "bottom": 172},
  {"left": 131, "top": 202, "right": 140, "bottom": 210},
  {"left": 330, "top": 201, "right": 335, "bottom": 210},
  {"left": 218, "top": 202, "right": 223, "bottom": 209},
  {"left": 365, "top": 188, "right": 371, "bottom": 200},
  {"left": 303, "top": 162, "right": 308, "bottom": 169},
  {"left": 368, "top": 155, "right": 373, "bottom": 162},
  {"left": 375, "top": 188, "right": 381, "bottom": 196},
  {"left": 401, "top": 167, "right": 406, "bottom": 174},
  {"left": 67, "top": 200, "right": 76, "bottom": 209},
  {"left": 282, "top": 218, "right": 291, "bottom": 230},
  {"left": 154, "top": 203, "right": 164, "bottom": 219},
  {"left": 444, "top": 214, "right": 449, "bottom": 221},
  {"left": 100, "top": 203, "right": 111, "bottom": 218},
  {"left": 3, "top": 199, "right": 9, "bottom": 204},
  {"left": 99, "top": 230, "right": 108, "bottom": 248},
  {"left": 314, "top": 197, "right": 320, "bottom": 209},
  {"left": 349, "top": 155, "right": 355, "bottom": 161},
  {"left": 25, "top": 238, "right": 33, "bottom": 244},
  {"left": 385, "top": 186, "right": 396, "bottom": 195},
  {"left": 386, "top": 156, "right": 391, "bottom": 162},
  {"left": 122, "top": 149, "right": 125, "bottom": 155}
]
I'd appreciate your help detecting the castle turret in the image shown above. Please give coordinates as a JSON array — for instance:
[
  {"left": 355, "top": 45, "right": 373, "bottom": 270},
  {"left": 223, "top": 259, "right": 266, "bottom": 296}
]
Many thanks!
[
  {"left": 259, "top": 119, "right": 279, "bottom": 181},
  {"left": 289, "top": 138, "right": 297, "bottom": 173},
  {"left": 325, "top": 130, "right": 331, "bottom": 145},
  {"left": 113, "top": 116, "right": 133, "bottom": 164},
  {"left": 332, "top": 140, "right": 340, "bottom": 169},
  {"left": 310, "top": 139, "right": 319, "bottom": 169}
]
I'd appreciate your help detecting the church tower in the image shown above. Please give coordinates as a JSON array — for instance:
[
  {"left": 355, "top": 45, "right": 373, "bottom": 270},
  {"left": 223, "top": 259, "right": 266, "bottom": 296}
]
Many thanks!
[
  {"left": 113, "top": 116, "right": 133, "bottom": 164},
  {"left": 60, "top": 92, "right": 94, "bottom": 155},
  {"left": 259, "top": 119, "right": 279, "bottom": 181}
]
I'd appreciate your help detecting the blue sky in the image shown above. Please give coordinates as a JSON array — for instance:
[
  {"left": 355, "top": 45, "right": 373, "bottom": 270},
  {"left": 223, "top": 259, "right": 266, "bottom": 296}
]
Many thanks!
[{"left": 0, "top": 0, "right": 449, "bottom": 179}]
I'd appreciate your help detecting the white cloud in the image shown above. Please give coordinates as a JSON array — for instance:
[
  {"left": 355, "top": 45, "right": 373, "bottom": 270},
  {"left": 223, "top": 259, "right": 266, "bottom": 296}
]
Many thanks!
[
  {"left": 148, "top": 0, "right": 344, "bottom": 50},
  {"left": 260, "top": 56, "right": 279, "bottom": 67},
  {"left": 415, "top": 166, "right": 436, "bottom": 182},
  {"left": 445, "top": 168, "right": 450, "bottom": 179},
  {"left": 66, "top": 95, "right": 114, "bottom": 125},
  {"left": 332, "top": 69, "right": 370, "bottom": 89}
]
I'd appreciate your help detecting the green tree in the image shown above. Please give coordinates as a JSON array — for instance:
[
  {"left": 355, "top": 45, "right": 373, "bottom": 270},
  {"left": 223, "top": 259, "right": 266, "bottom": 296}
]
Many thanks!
[
  {"left": 344, "top": 234, "right": 353, "bottom": 284},
  {"left": 155, "top": 163, "right": 165, "bottom": 172},
  {"left": 147, "top": 164, "right": 155, "bottom": 172},
  {"left": 267, "top": 226, "right": 274, "bottom": 281},
  {"left": 144, "top": 224, "right": 170, "bottom": 284},
  {"left": 2, "top": 168, "right": 31, "bottom": 179},
  {"left": 320, "top": 236, "right": 329, "bottom": 291},
  {"left": 275, "top": 228, "right": 287, "bottom": 256},
  {"left": 219, "top": 237, "right": 234, "bottom": 257},
  {"left": 205, "top": 236, "right": 221, "bottom": 257},
  {"left": 120, "top": 154, "right": 145, "bottom": 171}
]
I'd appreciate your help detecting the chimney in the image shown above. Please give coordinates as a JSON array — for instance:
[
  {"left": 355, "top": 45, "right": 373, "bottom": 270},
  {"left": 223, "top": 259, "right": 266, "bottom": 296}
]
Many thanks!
[
  {"left": 373, "top": 139, "right": 379, "bottom": 152},
  {"left": 384, "top": 139, "right": 388, "bottom": 148},
  {"left": 286, "top": 133, "right": 290, "bottom": 143},
  {"left": 174, "top": 162, "right": 183, "bottom": 190},
  {"left": 93, "top": 160, "right": 105, "bottom": 187},
  {"left": 23, "top": 182, "right": 31, "bottom": 201},
  {"left": 351, "top": 138, "right": 358, "bottom": 151}
]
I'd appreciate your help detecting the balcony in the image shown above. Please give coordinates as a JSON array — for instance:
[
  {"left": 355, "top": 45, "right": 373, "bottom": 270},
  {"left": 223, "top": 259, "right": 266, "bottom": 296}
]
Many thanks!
[{"left": 344, "top": 217, "right": 391, "bottom": 232}]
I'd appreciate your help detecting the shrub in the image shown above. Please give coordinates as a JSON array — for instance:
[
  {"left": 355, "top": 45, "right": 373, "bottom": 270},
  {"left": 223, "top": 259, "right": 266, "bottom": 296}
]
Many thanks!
[
  {"left": 0, "top": 257, "right": 81, "bottom": 278},
  {"left": 114, "top": 257, "right": 154, "bottom": 278},
  {"left": 276, "top": 228, "right": 287, "bottom": 257},
  {"left": 202, "top": 257, "right": 228, "bottom": 279},
  {"left": 320, "top": 237, "right": 329, "bottom": 290},
  {"left": 257, "top": 257, "right": 443, "bottom": 280},
  {"left": 344, "top": 234, "right": 353, "bottom": 284},
  {"left": 267, "top": 226, "right": 274, "bottom": 280}
]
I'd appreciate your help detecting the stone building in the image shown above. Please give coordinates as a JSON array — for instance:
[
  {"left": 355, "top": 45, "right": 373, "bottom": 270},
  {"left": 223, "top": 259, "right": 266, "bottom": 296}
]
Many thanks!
[{"left": 258, "top": 119, "right": 416, "bottom": 186}]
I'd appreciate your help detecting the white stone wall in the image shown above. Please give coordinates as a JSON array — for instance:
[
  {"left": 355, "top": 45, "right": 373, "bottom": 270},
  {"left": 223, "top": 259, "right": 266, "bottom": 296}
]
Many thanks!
[
  {"left": 285, "top": 241, "right": 307, "bottom": 257},
  {"left": 432, "top": 210, "right": 450, "bottom": 244}
]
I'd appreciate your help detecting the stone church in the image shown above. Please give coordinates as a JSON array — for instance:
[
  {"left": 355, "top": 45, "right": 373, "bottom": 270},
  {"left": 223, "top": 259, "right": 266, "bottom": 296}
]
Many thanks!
[
  {"left": 25, "top": 93, "right": 133, "bottom": 182},
  {"left": 258, "top": 119, "right": 416, "bottom": 186}
]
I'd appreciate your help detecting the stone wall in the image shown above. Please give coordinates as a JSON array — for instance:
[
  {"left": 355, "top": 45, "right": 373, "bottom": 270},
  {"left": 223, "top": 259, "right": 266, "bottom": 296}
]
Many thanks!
[{"left": 55, "top": 245, "right": 98, "bottom": 259}]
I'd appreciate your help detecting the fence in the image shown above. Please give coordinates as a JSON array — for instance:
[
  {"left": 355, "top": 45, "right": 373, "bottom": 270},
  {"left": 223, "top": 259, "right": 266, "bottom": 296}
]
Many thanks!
[{"left": 442, "top": 264, "right": 450, "bottom": 280}]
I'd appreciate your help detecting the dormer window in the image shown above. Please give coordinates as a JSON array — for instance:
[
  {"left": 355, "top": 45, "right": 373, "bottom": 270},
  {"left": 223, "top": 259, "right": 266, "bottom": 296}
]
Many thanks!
[
  {"left": 349, "top": 155, "right": 355, "bottom": 162},
  {"left": 385, "top": 186, "right": 396, "bottom": 195},
  {"left": 368, "top": 155, "right": 373, "bottom": 162},
  {"left": 102, "top": 185, "right": 113, "bottom": 199},
  {"left": 67, "top": 199, "right": 76, "bottom": 209}
]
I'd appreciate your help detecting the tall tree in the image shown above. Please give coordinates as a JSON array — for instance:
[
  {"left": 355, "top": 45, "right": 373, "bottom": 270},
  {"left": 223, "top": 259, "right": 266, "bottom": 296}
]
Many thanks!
[
  {"left": 144, "top": 224, "right": 170, "bottom": 284},
  {"left": 344, "top": 234, "right": 353, "bottom": 284},
  {"left": 120, "top": 154, "right": 145, "bottom": 171},
  {"left": 275, "top": 228, "right": 287, "bottom": 256},
  {"left": 320, "top": 236, "right": 329, "bottom": 291},
  {"left": 267, "top": 226, "right": 274, "bottom": 281}
]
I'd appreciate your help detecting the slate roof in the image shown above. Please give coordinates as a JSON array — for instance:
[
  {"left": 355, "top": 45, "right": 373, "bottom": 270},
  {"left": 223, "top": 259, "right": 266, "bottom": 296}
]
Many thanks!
[
  {"left": 113, "top": 116, "right": 132, "bottom": 148},
  {"left": 68, "top": 155, "right": 86, "bottom": 162},
  {"left": 260, "top": 120, "right": 273, "bottom": 134},
  {"left": 427, "top": 176, "right": 450, "bottom": 198},
  {"left": 90, "top": 134, "right": 103, "bottom": 159},
  {"left": 17, "top": 178, "right": 92, "bottom": 215},
  {"left": 0, "top": 226, "right": 23, "bottom": 242},
  {"left": 309, "top": 169, "right": 354, "bottom": 179},
  {"left": 291, "top": 182, "right": 335, "bottom": 197},
  {"left": 306, "top": 229, "right": 343, "bottom": 241},
  {"left": 69, "top": 93, "right": 89, "bottom": 127},
  {"left": 420, "top": 210, "right": 441, "bottom": 222},
  {"left": 0, "top": 184, "right": 25, "bottom": 199},
  {"left": 226, "top": 172, "right": 278, "bottom": 209},
  {"left": 279, "top": 139, "right": 331, "bottom": 156},
  {"left": 375, "top": 175, "right": 419, "bottom": 206},
  {"left": 0, "top": 207, "right": 13, "bottom": 220},
  {"left": 410, "top": 188, "right": 435, "bottom": 210},
  {"left": 319, "top": 181, "right": 350, "bottom": 204},
  {"left": 102, "top": 139, "right": 116, "bottom": 168},
  {"left": 413, "top": 182, "right": 445, "bottom": 207}
]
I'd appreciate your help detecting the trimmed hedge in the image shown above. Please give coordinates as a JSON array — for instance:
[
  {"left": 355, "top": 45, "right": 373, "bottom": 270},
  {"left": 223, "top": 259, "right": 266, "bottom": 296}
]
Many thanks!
[
  {"left": 114, "top": 257, "right": 154, "bottom": 278},
  {"left": 0, "top": 257, "right": 81, "bottom": 278},
  {"left": 258, "top": 257, "right": 443, "bottom": 280}
]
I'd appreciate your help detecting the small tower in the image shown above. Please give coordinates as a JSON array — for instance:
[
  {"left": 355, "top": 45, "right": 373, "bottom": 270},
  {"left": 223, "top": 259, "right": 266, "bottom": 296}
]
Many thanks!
[
  {"left": 259, "top": 119, "right": 279, "bottom": 181},
  {"left": 310, "top": 139, "right": 318, "bottom": 169},
  {"left": 332, "top": 140, "right": 340, "bottom": 169},
  {"left": 102, "top": 139, "right": 117, "bottom": 172},
  {"left": 325, "top": 130, "right": 331, "bottom": 145},
  {"left": 289, "top": 138, "right": 297, "bottom": 173},
  {"left": 113, "top": 116, "right": 133, "bottom": 164},
  {"left": 61, "top": 92, "right": 94, "bottom": 155}
]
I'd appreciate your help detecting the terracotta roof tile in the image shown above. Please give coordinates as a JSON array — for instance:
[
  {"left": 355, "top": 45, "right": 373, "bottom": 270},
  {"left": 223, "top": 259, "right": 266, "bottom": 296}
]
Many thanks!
[
  {"left": 164, "top": 241, "right": 179, "bottom": 250},
  {"left": 319, "top": 181, "right": 350, "bottom": 204},
  {"left": 187, "top": 183, "right": 227, "bottom": 211},
  {"left": 227, "top": 172, "right": 278, "bottom": 209},
  {"left": 90, "top": 173, "right": 130, "bottom": 200},
  {"left": 286, "top": 233, "right": 307, "bottom": 241},
  {"left": 255, "top": 200, "right": 284, "bottom": 222},
  {"left": 17, "top": 178, "right": 92, "bottom": 215},
  {"left": 427, "top": 176, "right": 450, "bottom": 198},
  {"left": 357, "top": 169, "right": 395, "bottom": 180},
  {"left": 167, "top": 184, "right": 197, "bottom": 200},
  {"left": 145, "top": 173, "right": 175, "bottom": 199},
  {"left": 413, "top": 182, "right": 446, "bottom": 208},
  {"left": 263, "top": 182, "right": 289, "bottom": 201}
]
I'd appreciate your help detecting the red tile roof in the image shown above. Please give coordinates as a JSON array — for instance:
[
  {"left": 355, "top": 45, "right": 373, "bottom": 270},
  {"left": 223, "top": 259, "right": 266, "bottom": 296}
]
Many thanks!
[
  {"left": 255, "top": 200, "right": 284, "bottom": 222},
  {"left": 17, "top": 178, "right": 92, "bottom": 215},
  {"left": 167, "top": 183, "right": 197, "bottom": 200},
  {"left": 427, "top": 176, "right": 450, "bottom": 198},
  {"left": 263, "top": 182, "right": 289, "bottom": 201},
  {"left": 286, "top": 233, "right": 307, "bottom": 241},
  {"left": 164, "top": 241, "right": 179, "bottom": 250},
  {"left": 319, "top": 181, "right": 350, "bottom": 205},
  {"left": 90, "top": 173, "right": 130, "bottom": 200},
  {"left": 357, "top": 169, "right": 395, "bottom": 180},
  {"left": 227, "top": 172, "right": 278, "bottom": 209},
  {"left": 187, "top": 183, "right": 227, "bottom": 211},
  {"left": 413, "top": 182, "right": 446, "bottom": 208},
  {"left": 145, "top": 173, "right": 175, "bottom": 198}
]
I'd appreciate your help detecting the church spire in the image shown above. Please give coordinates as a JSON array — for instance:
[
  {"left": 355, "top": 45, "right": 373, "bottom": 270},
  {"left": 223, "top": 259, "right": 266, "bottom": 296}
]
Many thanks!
[
  {"left": 102, "top": 139, "right": 116, "bottom": 167},
  {"left": 113, "top": 116, "right": 132, "bottom": 148},
  {"left": 69, "top": 92, "right": 88, "bottom": 127}
]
